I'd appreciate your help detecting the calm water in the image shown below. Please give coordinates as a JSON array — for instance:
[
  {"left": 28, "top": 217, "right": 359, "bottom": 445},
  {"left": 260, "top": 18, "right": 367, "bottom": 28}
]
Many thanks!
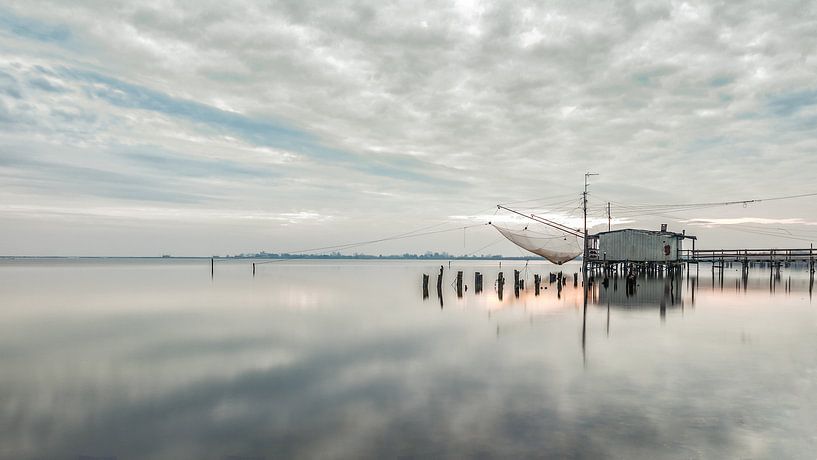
[{"left": 1, "top": 259, "right": 816, "bottom": 459}]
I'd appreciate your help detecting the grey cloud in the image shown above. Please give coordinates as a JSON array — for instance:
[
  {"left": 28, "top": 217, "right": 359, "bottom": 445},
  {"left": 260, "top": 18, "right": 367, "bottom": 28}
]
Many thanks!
[
  {"left": 0, "top": 150, "right": 207, "bottom": 203},
  {"left": 0, "top": 70, "right": 21, "bottom": 99},
  {"left": 1, "top": 0, "right": 817, "bottom": 254}
]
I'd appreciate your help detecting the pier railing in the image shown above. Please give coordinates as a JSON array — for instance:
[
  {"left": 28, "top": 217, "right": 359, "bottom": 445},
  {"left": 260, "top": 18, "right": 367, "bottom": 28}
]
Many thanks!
[{"left": 681, "top": 248, "right": 815, "bottom": 262}]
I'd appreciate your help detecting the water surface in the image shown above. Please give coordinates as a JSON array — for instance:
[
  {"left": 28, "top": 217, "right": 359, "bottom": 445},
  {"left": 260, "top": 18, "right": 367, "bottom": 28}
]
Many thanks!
[{"left": 1, "top": 259, "right": 815, "bottom": 459}]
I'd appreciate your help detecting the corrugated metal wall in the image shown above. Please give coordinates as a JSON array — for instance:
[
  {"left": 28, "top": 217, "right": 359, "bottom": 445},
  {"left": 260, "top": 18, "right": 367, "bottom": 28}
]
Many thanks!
[{"left": 598, "top": 230, "right": 681, "bottom": 262}]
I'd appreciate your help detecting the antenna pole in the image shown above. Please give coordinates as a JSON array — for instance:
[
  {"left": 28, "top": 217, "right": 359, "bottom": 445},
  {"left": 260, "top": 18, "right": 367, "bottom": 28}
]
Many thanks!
[
  {"left": 607, "top": 202, "right": 611, "bottom": 231},
  {"left": 583, "top": 173, "right": 598, "bottom": 283}
]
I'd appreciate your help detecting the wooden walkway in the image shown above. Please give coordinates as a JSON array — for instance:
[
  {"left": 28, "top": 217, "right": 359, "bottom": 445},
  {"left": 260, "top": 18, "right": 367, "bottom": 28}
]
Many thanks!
[{"left": 682, "top": 248, "right": 815, "bottom": 264}]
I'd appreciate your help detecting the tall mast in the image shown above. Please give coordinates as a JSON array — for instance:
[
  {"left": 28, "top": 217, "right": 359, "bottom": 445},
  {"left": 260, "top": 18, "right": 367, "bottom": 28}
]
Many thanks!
[
  {"left": 583, "top": 173, "right": 598, "bottom": 280},
  {"left": 607, "top": 202, "right": 611, "bottom": 231}
]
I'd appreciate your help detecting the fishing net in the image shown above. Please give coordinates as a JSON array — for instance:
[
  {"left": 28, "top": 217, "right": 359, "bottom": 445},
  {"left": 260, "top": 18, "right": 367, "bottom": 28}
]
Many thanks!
[{"left": 493, "top": 224, "right": 583, "bottom": 264}]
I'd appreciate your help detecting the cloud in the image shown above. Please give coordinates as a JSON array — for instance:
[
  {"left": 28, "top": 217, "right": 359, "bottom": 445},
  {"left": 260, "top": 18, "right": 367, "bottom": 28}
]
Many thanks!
[
  {"left": 2, "top": 0, "right": 817, "bottom": 254},
  {"left": 685, "top": 217, "right": 817, "bottom": 227},
  {"left": 0, "top": 203, "right": 333, "bottom": 223},
  {"left": 0, "top": 7, "right": 71, "bottom": 43}
]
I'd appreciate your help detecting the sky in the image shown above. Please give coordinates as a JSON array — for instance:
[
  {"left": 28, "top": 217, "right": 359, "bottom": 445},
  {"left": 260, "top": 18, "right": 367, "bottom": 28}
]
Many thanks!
[{"left": 1, "top": 0, "right": 817, "bottom": 256}]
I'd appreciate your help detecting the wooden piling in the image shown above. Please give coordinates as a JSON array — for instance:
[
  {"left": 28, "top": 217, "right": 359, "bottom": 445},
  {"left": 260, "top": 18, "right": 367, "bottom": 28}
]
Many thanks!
[
  {"left": 437, "top": 265, "right": 444, "bottom": 293},
  {"left": 252, "top": 262, "right": 256, "bottom": 276},
  {"left": 456, "top": 271, "right": 463, "bottom": 298},
  {"left": 211, "top": 257, "right": 214, "bottom": 278},
  {"left": 437, "top": 266, "right": 444, "bottom": 308}
]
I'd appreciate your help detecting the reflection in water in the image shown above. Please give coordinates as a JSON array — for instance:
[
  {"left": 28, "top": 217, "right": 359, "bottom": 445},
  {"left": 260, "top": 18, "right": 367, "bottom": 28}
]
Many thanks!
[{"left": 2, "top": 260, "right": 817, "bottom": 458}]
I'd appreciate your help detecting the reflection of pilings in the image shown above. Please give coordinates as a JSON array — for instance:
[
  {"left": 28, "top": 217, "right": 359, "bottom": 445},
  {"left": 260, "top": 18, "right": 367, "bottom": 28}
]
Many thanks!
[
  {"left": 769, "top": 266, "right": 774, "bottom": 293},
  {"left": 660, "top": 286, "right": 667, "bottom": 322},
  {"left": 582, "top": 277, "right": 588, "bottom": 367},
  {"left": 691, "top": 277, "right": 696, "bottom": 306},
  {"left": 719, "top": 262, "right": 724, "bottom": 290},
  {"left": 626, "top": 272, "right": 636, "bottom": 296}
]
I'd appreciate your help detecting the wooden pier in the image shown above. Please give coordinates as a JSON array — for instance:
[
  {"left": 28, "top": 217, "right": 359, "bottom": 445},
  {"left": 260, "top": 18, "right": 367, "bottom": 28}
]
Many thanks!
[
  {"left": 683, "top": 248, "right": 815, "bottom": 264},
  {"left": 586, "top": 246, "right": 815, "bottom": 280}
]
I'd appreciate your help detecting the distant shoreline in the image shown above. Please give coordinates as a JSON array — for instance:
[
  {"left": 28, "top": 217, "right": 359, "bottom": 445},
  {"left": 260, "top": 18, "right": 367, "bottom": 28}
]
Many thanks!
[{"left": 0, "top": 255, "right": 553, "bottom": 261}]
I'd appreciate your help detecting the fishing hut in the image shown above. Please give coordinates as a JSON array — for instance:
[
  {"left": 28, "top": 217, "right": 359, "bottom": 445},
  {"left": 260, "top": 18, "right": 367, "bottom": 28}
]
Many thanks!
[{"left": 586, "top": 224, "right": 696, "bottom": 276}]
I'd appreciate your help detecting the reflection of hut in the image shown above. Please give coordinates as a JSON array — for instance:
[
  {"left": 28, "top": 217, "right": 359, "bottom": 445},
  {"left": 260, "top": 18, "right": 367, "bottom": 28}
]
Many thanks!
[{"left": 597, "top": 276, "right": 682, "bottom": 309}]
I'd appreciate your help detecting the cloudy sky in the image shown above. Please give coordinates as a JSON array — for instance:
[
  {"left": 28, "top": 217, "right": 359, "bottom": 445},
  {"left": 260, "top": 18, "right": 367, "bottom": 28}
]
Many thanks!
[{"left": 1, "top": 0, "right": 817, "bottom": 256}]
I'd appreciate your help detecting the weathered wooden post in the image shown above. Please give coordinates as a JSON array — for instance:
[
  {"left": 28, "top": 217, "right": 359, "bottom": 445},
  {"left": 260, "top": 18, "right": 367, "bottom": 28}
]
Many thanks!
[
  {"left": 573, "top": 272, "right": 578, "bottom": 287},
  {"left": 474, "top": 272, "right": 482, "bottom": 293},
  {"left": 513, "top": 269, "right": 520, "bottom": 297},
  {"left": 252, "top": 262, "right": 256, "bottom": 277},
  {"left": 456, "top": 271, "right": 463, "bottom": 298},
  {"left": 437, "top": 265, "right": 444, "bottom": 294},
  {"left": 437, "top": 266, "right": 444, "bottom": 308},
  {"left": 422, "top": 274, "right": 429, "bottom": 298},
  {"left": 211, "top": 257, "right": 214, "bottom": 278},
  {"left": 497, "top": 272, "right": 505, "bottom": 300},
  {"left": 534, "top": 274, "right": 541, "bottom": 295}
]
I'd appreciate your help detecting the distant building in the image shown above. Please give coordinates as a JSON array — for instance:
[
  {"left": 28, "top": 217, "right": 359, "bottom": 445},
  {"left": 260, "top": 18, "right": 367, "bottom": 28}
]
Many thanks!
[{"left": 588, "top": 225, "right": 696, "bottom": 263}]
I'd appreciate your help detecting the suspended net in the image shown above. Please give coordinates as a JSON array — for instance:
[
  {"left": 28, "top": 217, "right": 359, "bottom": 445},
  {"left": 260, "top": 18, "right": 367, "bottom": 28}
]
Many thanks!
[{"left": 493, "top": 224, "right": 583, "bottom": 265}]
